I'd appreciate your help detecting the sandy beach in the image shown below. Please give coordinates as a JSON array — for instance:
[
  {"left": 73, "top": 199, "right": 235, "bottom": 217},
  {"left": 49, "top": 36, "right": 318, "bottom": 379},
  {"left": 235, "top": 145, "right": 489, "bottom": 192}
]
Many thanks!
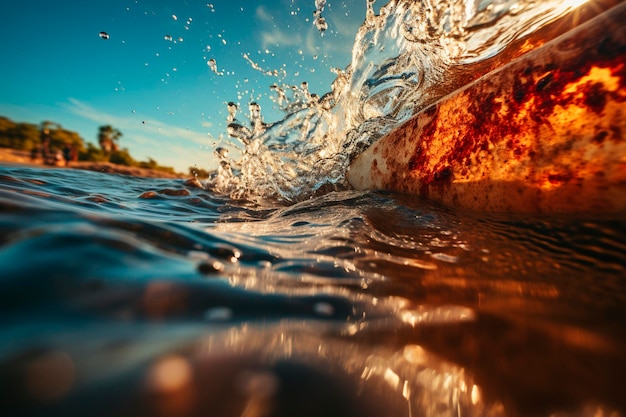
[{"left": 0, "top": 147, "right": 187, "bottom": 179}]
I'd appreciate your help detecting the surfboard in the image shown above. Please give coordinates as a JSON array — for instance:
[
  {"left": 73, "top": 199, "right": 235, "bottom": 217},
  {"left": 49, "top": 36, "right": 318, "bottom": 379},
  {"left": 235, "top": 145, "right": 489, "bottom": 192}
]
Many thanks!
[{"left": 348, "top": 2, "right": 626, "bottom": 213}]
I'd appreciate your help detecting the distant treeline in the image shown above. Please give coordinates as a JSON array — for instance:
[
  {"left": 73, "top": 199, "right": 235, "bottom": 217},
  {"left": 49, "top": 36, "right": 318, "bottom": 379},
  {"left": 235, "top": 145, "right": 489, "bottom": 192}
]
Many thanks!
[{"left": 0, "top": 116, "right": 209, "bottom": 177}]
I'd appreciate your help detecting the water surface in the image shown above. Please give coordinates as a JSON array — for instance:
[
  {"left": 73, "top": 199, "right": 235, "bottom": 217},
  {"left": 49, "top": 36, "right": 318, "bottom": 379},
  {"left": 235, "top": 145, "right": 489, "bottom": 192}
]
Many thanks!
[{"left": 1, "top": 165, "right": 625, "bottom": 417}]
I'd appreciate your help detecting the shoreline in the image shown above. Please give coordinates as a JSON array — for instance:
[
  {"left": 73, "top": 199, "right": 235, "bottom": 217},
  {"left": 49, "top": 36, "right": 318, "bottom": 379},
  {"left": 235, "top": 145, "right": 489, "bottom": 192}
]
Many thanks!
[{"left": 0, "top": 147, "right": 188, "bottom": 179}]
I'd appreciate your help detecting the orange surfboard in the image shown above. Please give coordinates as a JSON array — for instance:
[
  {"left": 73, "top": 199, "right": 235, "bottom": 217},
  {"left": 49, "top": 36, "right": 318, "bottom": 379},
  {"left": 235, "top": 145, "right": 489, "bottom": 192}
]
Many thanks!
[{"left": 348, "top": 2, "right": 626, "bottom": 212}]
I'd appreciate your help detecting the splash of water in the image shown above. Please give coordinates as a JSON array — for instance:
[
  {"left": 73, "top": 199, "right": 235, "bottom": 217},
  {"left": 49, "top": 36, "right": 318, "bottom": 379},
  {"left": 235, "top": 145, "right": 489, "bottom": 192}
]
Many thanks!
[
  {"left": 207, "top": 0, "right": 590, "bottom": 203},
  {"left": 314, "top": 0, "right": 329, "bottom": 34}
]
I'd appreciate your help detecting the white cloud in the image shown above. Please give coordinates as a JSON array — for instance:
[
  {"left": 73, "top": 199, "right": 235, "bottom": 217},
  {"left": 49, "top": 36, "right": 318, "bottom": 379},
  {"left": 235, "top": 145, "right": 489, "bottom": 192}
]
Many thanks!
[
  {"left": 254, "top": 5, "right": 360, "bottom": 57},
  {"left": 255, "top": 5, "right": 304, "bottom": 51},
  {"left": 66, "top": 98, "right": 209, "bottom": 147},
  {"left": 65, "top": 98, "right": 213, "bottom": 171}
]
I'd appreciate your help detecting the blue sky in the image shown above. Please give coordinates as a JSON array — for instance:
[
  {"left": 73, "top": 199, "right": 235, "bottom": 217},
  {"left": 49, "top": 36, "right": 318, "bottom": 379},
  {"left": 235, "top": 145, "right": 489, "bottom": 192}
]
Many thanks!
[{"left": 0, "top": 0, "right": 366, "bottom": 172}]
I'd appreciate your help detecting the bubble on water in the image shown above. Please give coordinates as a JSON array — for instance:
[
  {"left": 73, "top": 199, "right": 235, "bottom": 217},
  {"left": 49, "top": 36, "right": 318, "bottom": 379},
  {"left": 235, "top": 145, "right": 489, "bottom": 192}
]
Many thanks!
[
  {"left": 98, "top": 31, "right": 109, "bottom": 40},
  {"left": 313, "top": 301, "right": 334, "bottom": 317},
  {"left": 164, "top": 34, "right": 172, "bottom": 41},
  {"left": 204, "top": 306, "right": 233, "bottom": 322}
]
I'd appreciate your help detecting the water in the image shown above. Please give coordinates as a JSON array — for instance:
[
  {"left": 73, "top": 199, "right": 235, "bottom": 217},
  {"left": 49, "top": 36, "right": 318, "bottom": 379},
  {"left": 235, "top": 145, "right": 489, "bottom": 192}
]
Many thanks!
[
  {"left": 3, "top": 0, "right": 626, "bottom": 416},
  {"left": 1, "top": 165, "right": 625, "bottom": 417}
]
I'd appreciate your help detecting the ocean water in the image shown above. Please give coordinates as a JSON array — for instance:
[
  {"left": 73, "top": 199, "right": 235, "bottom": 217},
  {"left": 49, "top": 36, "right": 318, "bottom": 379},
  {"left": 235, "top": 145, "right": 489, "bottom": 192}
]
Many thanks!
[
  {"left": 1, "top": 164, "right": 625, "bottom": 417},
  {"left": 3, "top": 0, "right": 626, "bottom": 416}
]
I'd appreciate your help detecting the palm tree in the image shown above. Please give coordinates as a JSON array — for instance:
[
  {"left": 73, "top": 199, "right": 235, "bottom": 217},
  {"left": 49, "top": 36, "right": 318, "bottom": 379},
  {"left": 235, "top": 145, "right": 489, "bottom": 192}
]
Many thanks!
[{"left": 98, "top": 125, "right": 122, "bottom": 155}]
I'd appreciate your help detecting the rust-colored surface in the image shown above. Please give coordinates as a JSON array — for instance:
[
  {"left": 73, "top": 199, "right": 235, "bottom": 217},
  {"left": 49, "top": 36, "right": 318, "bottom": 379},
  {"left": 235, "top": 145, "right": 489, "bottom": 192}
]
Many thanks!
[{"left": 348, "top": 2, "right": 626, "bottom": 213}]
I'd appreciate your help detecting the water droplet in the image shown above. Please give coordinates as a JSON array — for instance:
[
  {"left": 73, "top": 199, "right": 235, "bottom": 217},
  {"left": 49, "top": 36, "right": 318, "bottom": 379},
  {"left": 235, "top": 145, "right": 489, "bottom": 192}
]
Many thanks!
[
  {"left": 171, "top": 14, "right": 178, "bottom": 21},
  {"left": 207, "top": 58, "right": 220, "bottom": 75},
  {"left": 227, "top": 123, "right": 251, "bottom": 142},
  {"left": 214, "top": 147, "right": 229, "bottom": 159},
  {"left": 249, "top": 102, "right": 261, "bottom": 120},
  {"left": 313, "top": 0, "right": 328, "bottom": 33},
  {"left": 164, "top": 34, "right": 172, "bottom": 41},
  {"left": 314, "top": 16, "right": 328, "bottom": 33},
  {"left": 98, "top": 31, "right": 110, "bottom": 40},
  {"left": 227, "top": 102, "right": 238, "bottom": 123}
]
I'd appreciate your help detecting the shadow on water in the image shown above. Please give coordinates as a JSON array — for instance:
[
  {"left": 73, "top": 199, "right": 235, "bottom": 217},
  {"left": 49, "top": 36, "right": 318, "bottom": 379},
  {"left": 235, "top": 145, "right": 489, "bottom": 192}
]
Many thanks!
[{"left": 1, "top": 166, "right": 625, "bottom": 417}]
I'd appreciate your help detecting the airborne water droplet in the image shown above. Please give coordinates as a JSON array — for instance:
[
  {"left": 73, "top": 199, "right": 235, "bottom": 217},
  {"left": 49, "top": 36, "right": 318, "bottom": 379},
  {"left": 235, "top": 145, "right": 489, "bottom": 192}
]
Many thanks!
[
  {"left": 313, "top": 0, "right": 328, "bottom": 34},
  {"left": 215, "top": 147, "right": 229, "bottom": 159},
  {"left": 315, "top": 0, "right": 327, "bottom": 10},
  {"left": 99, "top": 31, "right": 110, "bottom": 40},
  {"left": 227, "top": 102, "right": 238, "bottom": 123},
  {"left": 207, "top": 58, "right": 220, "bottom": 75},
  {"left": 314, "top": 16, "right": 328, "bottom": 33},
  {"left": 164, "top": 34, "right": 172, "bottom": 41}
]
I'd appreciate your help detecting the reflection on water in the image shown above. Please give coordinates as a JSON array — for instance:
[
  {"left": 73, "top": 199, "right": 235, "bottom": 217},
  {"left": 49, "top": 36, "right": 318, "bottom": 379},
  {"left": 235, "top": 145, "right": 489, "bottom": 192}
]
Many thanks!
[
  {"left": 1, "top": 0, "right": 624, "bottom": 415},
  {"left": 1, "top": 166, "right": 625, "bottom": 416}
]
